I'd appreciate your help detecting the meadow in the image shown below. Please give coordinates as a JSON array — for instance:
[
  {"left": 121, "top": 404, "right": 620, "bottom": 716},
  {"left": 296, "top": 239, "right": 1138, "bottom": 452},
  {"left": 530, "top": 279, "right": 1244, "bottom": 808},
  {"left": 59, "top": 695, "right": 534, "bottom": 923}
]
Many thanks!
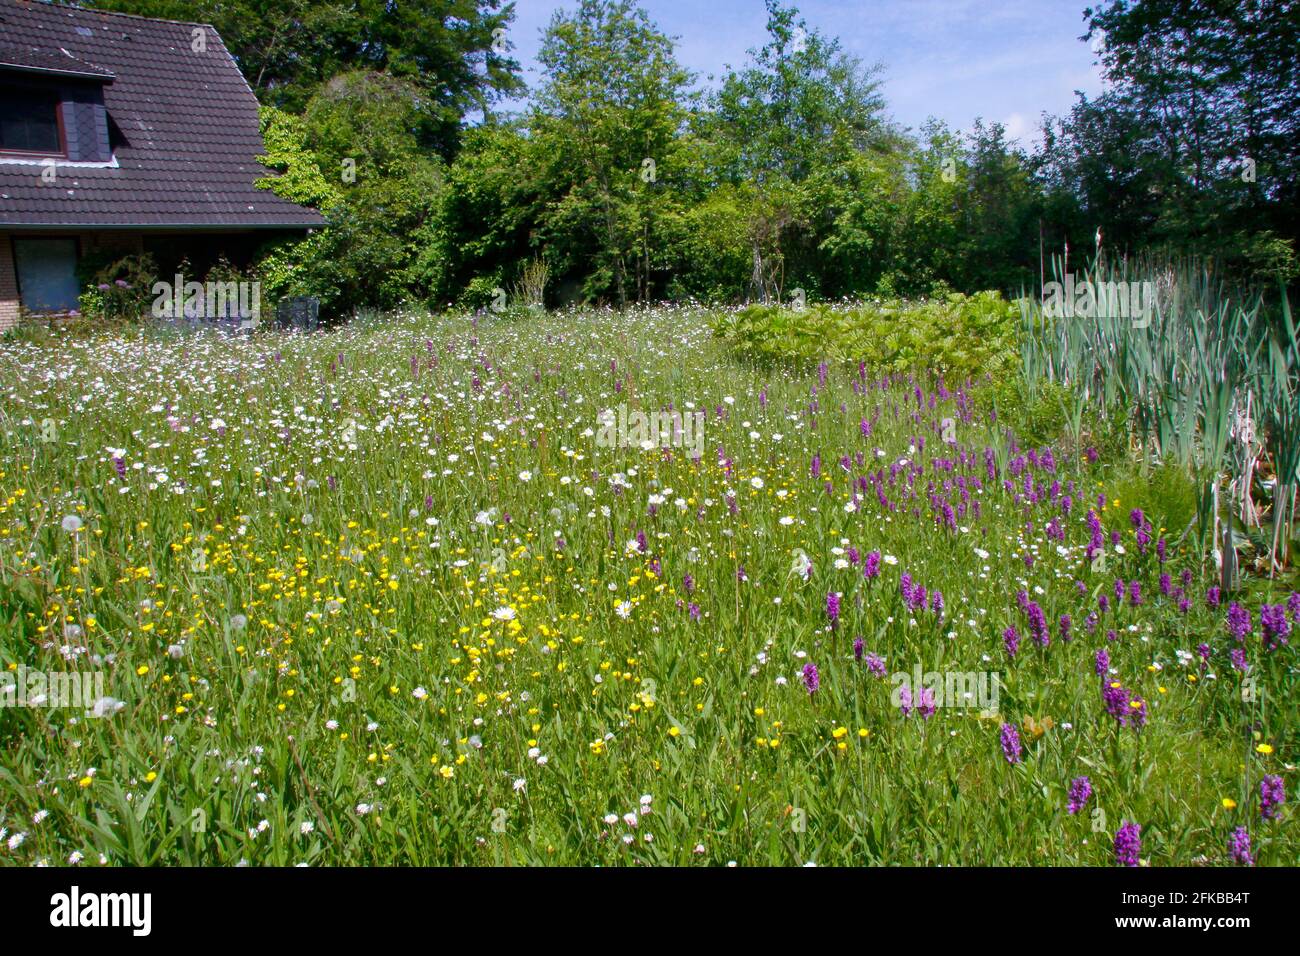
[{"left": 0, "top": 304, "right": 1294, "bottom": 866}]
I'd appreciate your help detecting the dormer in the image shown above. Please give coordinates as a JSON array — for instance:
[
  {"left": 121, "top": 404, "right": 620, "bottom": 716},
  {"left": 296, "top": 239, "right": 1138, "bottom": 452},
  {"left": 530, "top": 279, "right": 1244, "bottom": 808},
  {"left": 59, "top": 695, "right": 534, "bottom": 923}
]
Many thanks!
[{"left": 0, "top": 45, "right": 115, "bottom": 163}]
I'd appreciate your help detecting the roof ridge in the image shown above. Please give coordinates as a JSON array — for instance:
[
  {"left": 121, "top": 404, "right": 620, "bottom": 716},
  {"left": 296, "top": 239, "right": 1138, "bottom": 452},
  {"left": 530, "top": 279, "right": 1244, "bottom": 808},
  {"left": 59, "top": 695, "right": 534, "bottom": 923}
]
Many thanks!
[{"left": 7, "top": 0, "right": 216, "bottom": 31}]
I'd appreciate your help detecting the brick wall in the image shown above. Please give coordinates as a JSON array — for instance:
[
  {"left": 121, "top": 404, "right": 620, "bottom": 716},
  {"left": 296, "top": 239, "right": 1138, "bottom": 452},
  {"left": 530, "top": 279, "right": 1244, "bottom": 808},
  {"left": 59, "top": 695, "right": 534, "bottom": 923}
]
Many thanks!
[{"left": 0, "top": 235, "right": 18, "bottom": 331}]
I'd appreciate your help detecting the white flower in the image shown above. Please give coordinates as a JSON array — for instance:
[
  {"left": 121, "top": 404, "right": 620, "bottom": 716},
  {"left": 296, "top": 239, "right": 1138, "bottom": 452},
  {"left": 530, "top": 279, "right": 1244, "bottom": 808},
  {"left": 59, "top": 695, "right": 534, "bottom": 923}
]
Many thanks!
[
  {"left": 615, "top": 601, "right": 632, "bottom": 619},
  {"left": 89, "top": 696, "right": 125, "bottom": 718},
  {"left": 518, "top": 470, "right": 532, "bottom": 482},
  {"left": 750, "top": 477, "right": 764, "bottom": 490},
  {"left": 789, "top": 550, "right": 812, "bottom": 578},
  {"left": 413, "top": 687, "right": 428, "bottom": 700},
  {"left": 61, "top": 515, "right": 83, "bottom": 533},
  {"left": 491, "top": 606, "right": 516, "bottom": 621},
  {"left": 300, "top": 821, "right": 315, "bottom": 835}
]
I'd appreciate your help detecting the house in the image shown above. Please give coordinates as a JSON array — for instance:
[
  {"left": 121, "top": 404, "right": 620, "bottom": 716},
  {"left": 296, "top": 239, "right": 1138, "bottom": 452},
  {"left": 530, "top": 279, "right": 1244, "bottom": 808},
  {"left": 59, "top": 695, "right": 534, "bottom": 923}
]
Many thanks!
[{"left": 0, "top": 0, "right": 325, "bottom": 328}]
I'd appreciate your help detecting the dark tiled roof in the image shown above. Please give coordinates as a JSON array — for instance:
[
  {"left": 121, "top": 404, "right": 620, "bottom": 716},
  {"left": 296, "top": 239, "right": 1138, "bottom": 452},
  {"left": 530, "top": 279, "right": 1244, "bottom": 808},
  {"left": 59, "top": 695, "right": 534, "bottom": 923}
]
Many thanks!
[
  {"left": 0, "top": 0, "right": 325, "bottom": 229},
  {"left": 0, "top": 42, "right": 115, "bottom": 78}
]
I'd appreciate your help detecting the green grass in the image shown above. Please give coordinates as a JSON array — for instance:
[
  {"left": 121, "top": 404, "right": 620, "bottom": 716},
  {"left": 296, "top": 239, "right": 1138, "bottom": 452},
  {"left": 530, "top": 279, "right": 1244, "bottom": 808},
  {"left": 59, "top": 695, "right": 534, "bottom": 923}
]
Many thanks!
[{"left": 0, "top": 306, "right": 1293, "bottom": 866}]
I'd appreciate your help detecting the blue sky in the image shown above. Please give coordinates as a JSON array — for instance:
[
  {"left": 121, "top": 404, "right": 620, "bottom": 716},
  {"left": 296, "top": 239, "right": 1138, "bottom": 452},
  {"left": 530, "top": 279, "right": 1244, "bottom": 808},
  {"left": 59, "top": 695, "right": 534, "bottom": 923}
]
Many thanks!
[{"left": 498, "top": 0, "right": 1106, "bottom": 146}]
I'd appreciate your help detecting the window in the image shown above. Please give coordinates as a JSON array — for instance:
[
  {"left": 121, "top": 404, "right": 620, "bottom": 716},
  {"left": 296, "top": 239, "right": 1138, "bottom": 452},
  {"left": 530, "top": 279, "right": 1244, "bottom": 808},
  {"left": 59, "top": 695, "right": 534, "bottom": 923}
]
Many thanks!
[
  {"left": 14, "top": 238, "right": 80, "bottom": 313},
  {"left": 0, "top": 87, "right": 63, "bottom": 154}
]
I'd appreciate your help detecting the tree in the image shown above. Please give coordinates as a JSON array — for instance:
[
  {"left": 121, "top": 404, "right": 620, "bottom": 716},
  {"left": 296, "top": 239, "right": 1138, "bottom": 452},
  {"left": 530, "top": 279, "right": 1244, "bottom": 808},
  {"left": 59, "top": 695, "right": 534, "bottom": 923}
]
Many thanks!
[
  {"left": 703, "top": 1, "right": 893, "bottom": 301},
  {"left": 531, "top": 0, "right": 691, "bottom": 307},
  {"left": 419, "top": 121, "right": 552, "bottom": 307},
  {"left": 83, "top": 0, "right": 524, "bottom": 155},
  {"left": 257, "top": 74, "right": 447, "bottom": 313},
  {"left": 1042, "top": 0, "right": 1300, "bottom": 276}
]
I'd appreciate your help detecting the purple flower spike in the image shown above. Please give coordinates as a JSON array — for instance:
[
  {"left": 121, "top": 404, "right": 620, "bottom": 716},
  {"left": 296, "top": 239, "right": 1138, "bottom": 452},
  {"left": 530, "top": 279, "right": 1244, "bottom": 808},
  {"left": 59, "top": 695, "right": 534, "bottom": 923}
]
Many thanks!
[
  {"left": 802, "top": 662, "right": 820, "bottom": 695},
  {"left": 1067, "top": 776, "right": 1092, "bottom": 814},
  {"left": 1260, "top": 775, "right": 1285, "bottom": 820},
  {"left": 865, "top": 653, "right": 886, "bottom": 678},
  {"left": 1000, "top": 723, "right": 1023, "bottom": 764},
  {"left": 1229, "top": 827, "right": 1254, "bottom": 866},
  {"left": 1114, "top": 821, "right": 1141, "bottom": 867}
]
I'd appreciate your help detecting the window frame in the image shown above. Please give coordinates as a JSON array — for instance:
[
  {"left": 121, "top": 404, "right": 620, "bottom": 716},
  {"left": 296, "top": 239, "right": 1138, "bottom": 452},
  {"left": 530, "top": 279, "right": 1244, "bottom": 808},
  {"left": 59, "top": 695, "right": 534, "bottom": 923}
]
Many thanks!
[{"left": 0, "top": 83, "right": 69, "bottom": 159}]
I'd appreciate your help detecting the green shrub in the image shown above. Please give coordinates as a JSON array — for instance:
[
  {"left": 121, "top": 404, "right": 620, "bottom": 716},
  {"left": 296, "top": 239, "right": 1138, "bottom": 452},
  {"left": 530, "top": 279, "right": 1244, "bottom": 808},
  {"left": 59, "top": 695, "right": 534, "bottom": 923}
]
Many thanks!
[
  {"left": 75, "top": 253, "right": 158, "bottom": 323},
  {"left": 714, "top": 290, "right": 1019, "bottom": 382},
  {"left": 1108, "top": 461, "right": 1200, "bottom": 541}
]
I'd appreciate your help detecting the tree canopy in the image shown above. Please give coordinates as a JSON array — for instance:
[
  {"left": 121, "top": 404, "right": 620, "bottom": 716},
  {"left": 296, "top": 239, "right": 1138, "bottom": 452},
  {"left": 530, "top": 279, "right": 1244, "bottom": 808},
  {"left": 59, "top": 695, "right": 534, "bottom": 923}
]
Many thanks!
[{"left": 83, "top": 0, "right": 1300, "bottom": 313}]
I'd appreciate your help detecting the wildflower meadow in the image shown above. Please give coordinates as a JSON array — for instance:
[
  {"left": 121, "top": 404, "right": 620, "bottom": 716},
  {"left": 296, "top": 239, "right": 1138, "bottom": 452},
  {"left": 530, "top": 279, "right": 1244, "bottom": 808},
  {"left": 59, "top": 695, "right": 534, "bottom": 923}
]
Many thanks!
[{"left": 0, "top": 304, "right": 1294, "bottom": 866}]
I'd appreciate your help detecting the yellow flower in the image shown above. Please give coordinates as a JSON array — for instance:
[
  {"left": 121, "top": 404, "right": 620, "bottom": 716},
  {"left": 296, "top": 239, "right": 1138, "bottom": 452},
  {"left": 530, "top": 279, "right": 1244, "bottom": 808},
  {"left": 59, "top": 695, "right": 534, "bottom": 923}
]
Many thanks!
[
  {"left": 1256, "top": 743, "right": 1274, "bottom": 755},
  {"left": 1221, "top": 798, "right": 1237, "bottom": 809},
  {"left": 77, "top": 776, "right": 93, "bottom": 788},
  {"left": 438, "top": 765, "right": 454, "bottom": 779},
  {"left": 145, "top": 772, "right": 157, "bottom": 783},
  {"left": 136, "top": 665, "right": 149, "bottom": 676},
  {"left": 668, "top": 726, "right": 681, "bottom": 738},
  {"left": 831, "top": 726, "right": 848, "bottom": 739}
]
